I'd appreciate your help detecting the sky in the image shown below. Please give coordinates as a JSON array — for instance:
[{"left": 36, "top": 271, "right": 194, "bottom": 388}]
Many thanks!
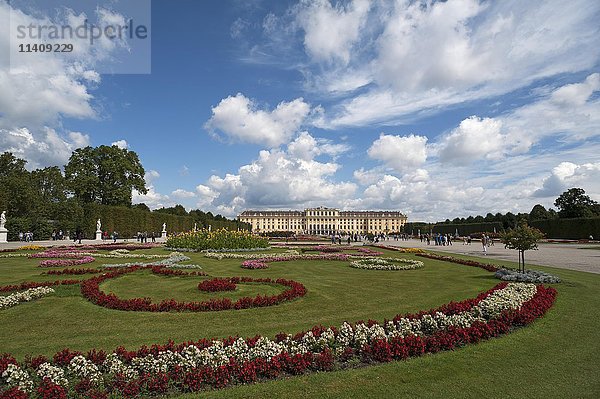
[{"left": 1, "top": 0, "right": 599, "bottom": 222}]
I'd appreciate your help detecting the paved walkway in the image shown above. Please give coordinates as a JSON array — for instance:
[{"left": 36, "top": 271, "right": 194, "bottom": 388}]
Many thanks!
[{"left": 380, "top": 239, "right": 600, "bottom": 274}]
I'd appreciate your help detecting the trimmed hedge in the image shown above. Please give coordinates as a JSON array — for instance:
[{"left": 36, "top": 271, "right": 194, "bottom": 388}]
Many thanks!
[
  {"left": 5, "top": 204, "right": 245, "bottom": 240},
  {"left": 530, "top": 217, "right": 600, "bottom": 239},
  {"left": 81, "top": 203, "right": 193, "bottom": 238},
  {"left": 431, "top": 222, "right": 504, "bottom": 236}
]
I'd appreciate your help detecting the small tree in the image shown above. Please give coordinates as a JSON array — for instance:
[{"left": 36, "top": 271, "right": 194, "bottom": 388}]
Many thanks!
[{"left": 500, "top": 223, "right": 544, "bottom": 272}]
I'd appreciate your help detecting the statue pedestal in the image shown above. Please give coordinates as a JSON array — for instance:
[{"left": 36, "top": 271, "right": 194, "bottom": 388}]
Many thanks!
[
  {"left": 161, "top": 230, "right": 167, "bottom": 239},
  {"left": 0, "top": 228, "right": 7, "bottom": 243},
  {"left": 95, "top": 230, "right": 103, "bottom": 241}
]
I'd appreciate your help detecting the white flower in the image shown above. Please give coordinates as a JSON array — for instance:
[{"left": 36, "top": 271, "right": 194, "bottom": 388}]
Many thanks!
[
  {"left": 37, "top": 362, "right": 68, "bottom": 387},
  {"left": 2, "top": 364, "right": 34, "bottom": 392},
  {"left": 0, "top": 287, "right": 54, "bottom": 310}
]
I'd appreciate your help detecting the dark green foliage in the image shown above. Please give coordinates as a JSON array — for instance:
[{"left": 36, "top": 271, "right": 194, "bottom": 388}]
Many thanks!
[
  {"left": 64, "top": 145, "right": 147, "bottom": 206},
  {"left": 529, "top": 204, "right": 551, "bottom": 220},
  {"left": 500, "top": 223, "right": 544, "bottom": 271},
  {"left": 554, "top": 188, "right": 600, "bottom": 218},
  {"left": 0, "top": 151, "right": 246, "bottom": 240},
  {"left": 432, "top": 222, "right": 503, "bottom": 236},
  {"left": 530, "top": 217, "right": 600, "bottom": 239}
]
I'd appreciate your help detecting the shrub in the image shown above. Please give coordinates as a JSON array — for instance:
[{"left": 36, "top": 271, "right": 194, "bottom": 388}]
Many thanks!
[{"left": 166, "top": 229, "right": 269, "bottom": 251}]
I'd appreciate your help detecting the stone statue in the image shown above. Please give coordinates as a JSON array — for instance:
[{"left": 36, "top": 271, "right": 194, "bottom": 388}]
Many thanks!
[
  {"left": 162, "top": 222, "right": 166, "bottom": 232},
  {"left": 96, "top": 219, "right": 101, "bottom": 231},
  {"left": 193, "top": 223, "right": 197, "bottom": 232},
  {"left": 0, "top": 211, "right": 6, "bottom": 229}
]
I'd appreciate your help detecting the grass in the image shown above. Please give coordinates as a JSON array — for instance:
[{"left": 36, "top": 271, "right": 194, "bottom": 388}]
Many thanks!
[{"left": 1, "top": 246, "right": 599, "bottom": 398}]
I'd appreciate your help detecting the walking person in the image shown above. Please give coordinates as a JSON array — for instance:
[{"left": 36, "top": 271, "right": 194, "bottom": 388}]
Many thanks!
[{"left": 482, "top": 236, "right": 487, "bottom": 255}]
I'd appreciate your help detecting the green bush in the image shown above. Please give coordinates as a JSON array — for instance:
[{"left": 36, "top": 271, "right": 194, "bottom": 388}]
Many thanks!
[
  {"left": 431, "top": 222, "right": 504, "bottom": 236},
  {"left": 530, "top": 217, "right": 600, "bottom": 239},
  {"left": 166, "top": 229, "right": 269, "bottom": 250}
]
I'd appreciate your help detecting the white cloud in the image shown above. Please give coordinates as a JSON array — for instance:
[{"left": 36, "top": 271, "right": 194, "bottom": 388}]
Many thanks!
[
  {"left": 195, "top": 184, "right": 220, "bottom": 208},
  {"left": 258, "top": 0, "right": 600, "bottom": 127},
  {"left": 296, "top": 0, "right": 371, "bottom": 65},
  {"left": 132, "top": 185, "right": 171, "bottom": 210},
  {"left": 534, "top": 162, "right": 600, "bottom": 198},
  {"left": 367, "top": 134, "right": 428, "bottom": 173},
  {"left": 171, "top": 189, "right": 196, "bottom": 199},
  {"left": 144, "top": 170, "right": 160, "bottom": 183},
  {"left": 437, "top": 116, "right": 506, "bottom": 165},
  {"left": 205, "top": 93, "right": 311, "bottom": 147},
  {"left": 194, "top": 132, "right": 356, "bottom": 216},
  {"left": 111, "top": 139, "right": 129, "bottom": 149},
  {"left": 0, "top": 127, "right": 89, "bottom": 169},
  {"left": 435, "top": 73, "right": 600, "bottom": 165},
  {"left": 287, "top": 131, "right": 350, "bottom": 161},
  {"left": 0, "top": 2, "right": 135, "bottom": 169}
]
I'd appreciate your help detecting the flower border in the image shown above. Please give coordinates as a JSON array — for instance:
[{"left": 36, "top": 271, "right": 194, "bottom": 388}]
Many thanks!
[
  {"left": 80, "top": 267, "right": 306, "bottom": 312},
  {"left": 0, "top": 282, "right": 557, "bottom": 398},
  {"left": 350, "top": 257, "right": 424, "bottom": 270}
]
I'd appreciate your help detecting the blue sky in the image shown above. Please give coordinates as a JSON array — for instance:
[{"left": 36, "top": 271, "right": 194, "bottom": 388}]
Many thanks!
[{"left": 1, "top": 0, "right": 600, "bottom": 222}]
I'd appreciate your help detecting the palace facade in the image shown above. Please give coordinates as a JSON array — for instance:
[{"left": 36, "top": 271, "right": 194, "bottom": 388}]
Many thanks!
[{"left": 238, "top": 207, "right": 407, "bottom": 235}]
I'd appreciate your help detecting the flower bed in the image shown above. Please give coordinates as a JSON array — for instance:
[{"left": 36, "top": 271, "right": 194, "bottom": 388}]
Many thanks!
[
  {"left": 17, "top": 245, "right": 46, "bottom": 251},
  {"left": 416, "top": 253, "right": 499, "bottom": 272},
  {"left": 38, "top": 256, "right": 96, "bottom": 268},
  {"left": 0, "top": 282, "right": 557, "bottom": 397},
  {"left": 198, "top": 278, "right": 237, "bottom": 292},
  {"left": 102, "top": 253, "right": 203, "bottom": 270},
  {"left": 239, "top": 253, "right": 350, "bottom": 270},
  {"left": 0, "top": 253, "right": 28, "bottom": 258},
  {"left": 300, "top": 246, "right": 384, "bottom": 256},
  {"left": 166, "top": 229, "right": 269, "bottom": 251},
  {"left": 373, "top": 245, "right": 424, "bottom": 254},
  {"left": 0, "top": 287, "right": 55, "bottom": 310},
  {"left": 204, "top": 249, "right": 300, "bottom": 260},
  {"left": 241, "top": 260, "right": 269, "bottom": 269},
  {"left": 80, "top": 268, "right": 306, "bottom": 312},
  {"left": 495, "top": 268, "right": 561, "bottom": 284},
  {"left": 0, "top": 280, "right": 81, "bottom": 294},
  {"left": 44, "top": 268, "right": 101, "bottom": 276},
  {"left": 57, "top": 243, "right": 162, "bottom": 251},
  {"left": 350, "top": 257, "right": 424, "bottom": 270}
]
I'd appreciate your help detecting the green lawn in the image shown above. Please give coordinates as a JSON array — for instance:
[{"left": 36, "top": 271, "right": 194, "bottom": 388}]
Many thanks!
[{"left": 1, "top": 247, "right": 599, "bottom": 398}]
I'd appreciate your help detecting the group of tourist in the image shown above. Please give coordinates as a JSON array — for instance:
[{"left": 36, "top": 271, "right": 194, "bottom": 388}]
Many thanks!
[
  {"left": 100, "top": 231, "right": 120, "bottom": 242},
  {"left": 420, "top": 233, "right": 454, "bottom": 246},
  {"left": 136, "top": 231, "right": 156, "bottom": 243},
  {"left": 17, "top": 231, "right": 34, "bottom": 242},
  {"left": 50, "top": 230, "right": 66, "bottom": 240}
]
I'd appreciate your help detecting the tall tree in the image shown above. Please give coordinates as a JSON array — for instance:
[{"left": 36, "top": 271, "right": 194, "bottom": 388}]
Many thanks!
[
  {"left": 529, "top": 204, "right": 550, "bottom": 220},
  {"left": 0, "top": 152, "right": 36, "bottom": 216},
  {"left": 554, "top": 188, "right": 599, "bottom": 218},
  {"left": 65, "top": 145, "right": 147, "bottom": 206},
  {"left": 500, "top": 223, "right": 544, "bottom": 272}
]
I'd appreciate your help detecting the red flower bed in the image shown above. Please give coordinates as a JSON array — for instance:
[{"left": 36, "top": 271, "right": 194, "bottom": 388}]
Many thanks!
[
  {"left": 80, "top": 267, "right": 306, "bottom": 312},
  {"left": 0, "top": 282, "right": 557, "bottom": 398},
  {"left": 416, "top": 252, "right": 499, "bottom": 272},
  {"left": 44, "top": 268, "right": 101, "bottom": 276},
  {"left": 198, "top": 278, "right": 237, "bottom": 292},
  {"left": 150, "top": 266, "right": 207, "bottom": 277}
]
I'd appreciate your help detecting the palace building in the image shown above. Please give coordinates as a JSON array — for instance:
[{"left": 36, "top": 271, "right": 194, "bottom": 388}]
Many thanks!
[{"left": 238, "top": 207, "right": 407, "bottom": 235}]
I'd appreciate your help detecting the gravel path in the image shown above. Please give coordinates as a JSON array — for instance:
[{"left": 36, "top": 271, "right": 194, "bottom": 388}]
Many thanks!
[{"left": 380, "top": 239, "right": 600, "bottom": 274}]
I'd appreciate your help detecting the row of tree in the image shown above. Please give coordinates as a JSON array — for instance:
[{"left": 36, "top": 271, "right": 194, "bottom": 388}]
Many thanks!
[
  {"left": 438, "top": 188, "right": 600, "bottom": 226},
  {"left": 0, "top": 148, "right": 246, "bottom": 240}
]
